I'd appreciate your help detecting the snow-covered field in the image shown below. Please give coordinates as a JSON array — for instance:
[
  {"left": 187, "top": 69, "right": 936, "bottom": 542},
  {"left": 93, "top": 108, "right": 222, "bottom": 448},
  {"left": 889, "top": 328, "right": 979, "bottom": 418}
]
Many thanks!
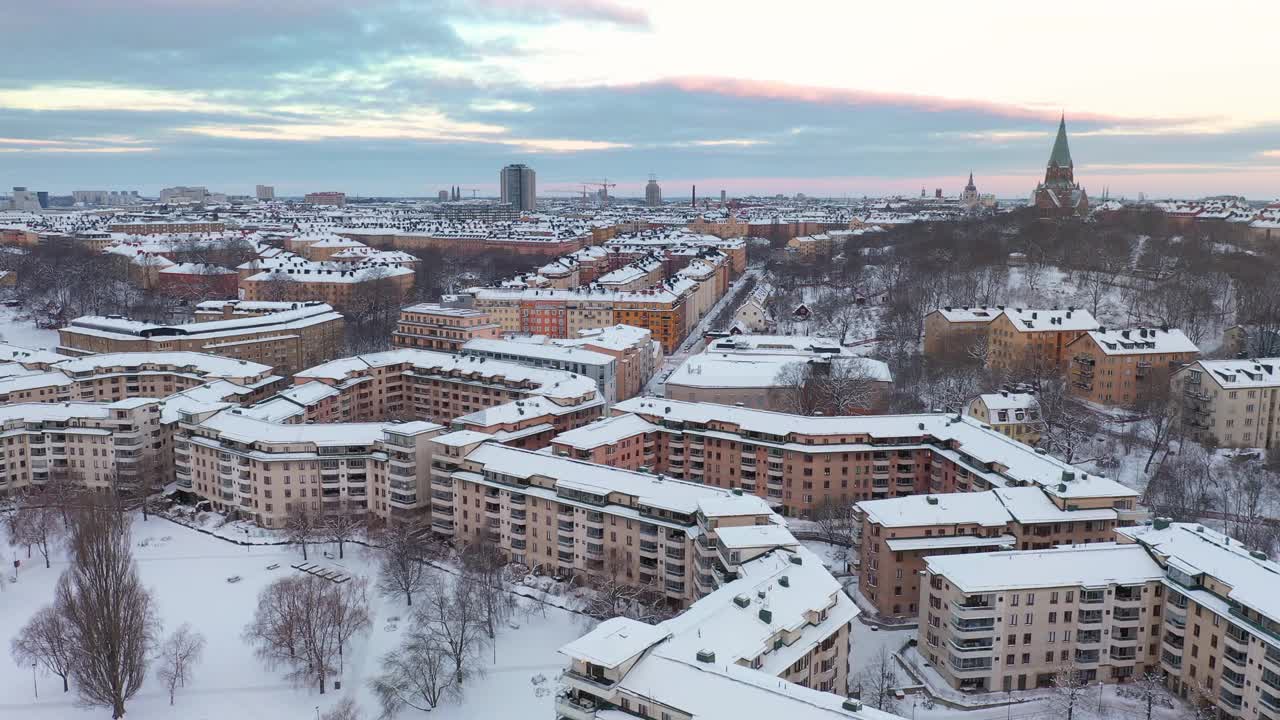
[
  {"left": 0, "top": 305, "right": 59, "bottom": 351},
  {"left": 0, "top": 515, "right": 585, "bottom": 720}
]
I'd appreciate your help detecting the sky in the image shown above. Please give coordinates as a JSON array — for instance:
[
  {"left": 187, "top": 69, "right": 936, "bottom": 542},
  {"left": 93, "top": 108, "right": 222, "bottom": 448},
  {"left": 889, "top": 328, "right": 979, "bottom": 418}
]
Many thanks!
[{"left": 2, "top": 0, "right": 1279, "bottom": 200}]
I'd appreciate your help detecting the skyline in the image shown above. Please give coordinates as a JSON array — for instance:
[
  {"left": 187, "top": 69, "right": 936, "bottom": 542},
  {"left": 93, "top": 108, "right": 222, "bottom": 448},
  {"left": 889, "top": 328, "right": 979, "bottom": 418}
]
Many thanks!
[{"left": 3, "top": 0, "right": 1280, "bottom": 199}]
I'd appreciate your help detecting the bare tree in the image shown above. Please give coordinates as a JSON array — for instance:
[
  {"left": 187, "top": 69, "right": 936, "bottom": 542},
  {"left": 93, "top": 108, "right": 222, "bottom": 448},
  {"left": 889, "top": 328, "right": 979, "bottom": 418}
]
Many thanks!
[
  {"left": 811, "top": 497, "right": 857, "bottom": 568},
  {"left": 287, "top": 505, "right": 319, "bottom": 561},
  {"left": 1134, "top": 382, "right": 1177, "bottom": 473},
  {"left": 244, "top": 574, "right": 366, "bottom": 695},
  {"left": 331, "top": 576, "right": 372, "bottom": 673},
  {"left": 371, "top": 625, "right": 458, "bottom": 716},
  {"left": 1219, "top": 463, "right": 1279, "bottom": 554},
  {"left": 420, "top": 574, "right": 488, "bottom": 687},
  {"left": 376, "top": 521, "right": 431, "bottom": 607},
  {"left": 460, "top": 537, "right": 516, "bottom": 640},
  {"left": 323, "top": 512, "right": 364, "bottom": 560},
  {"left": 55, "top": 506, "right": 160, "bottom": 718},
  {"left": 1047, "top": 659, "right": 1096, "bottom": 720},
  {"left": 580, "top": 551, "right": 672, "bottom": 625},
  {"left": 322, "top": 697, "right": 362, "bottom": 720},
  {"left": 774, "top": 360, "right": 822, "bottom": 415},
  {"left": 813, "top": 359, "right": 882, "bottom": 415},
  {"left": 8, "top": 500, "right": 61, "bottom": 568},
  {"left": 853, "top": 646, "right": 899, "bottom": 713},
  {"left": 155, "top": 623, "right": 206, "bottom": 706},
  {"left": 10, "top": 606, "right": 76, "bottom": 693},
  {"left": 1144, "top": 442, "right": 1216, "bottom": 522},
  {"left": 1116, "top": 670, "right": 1175, "bottom": 720}
]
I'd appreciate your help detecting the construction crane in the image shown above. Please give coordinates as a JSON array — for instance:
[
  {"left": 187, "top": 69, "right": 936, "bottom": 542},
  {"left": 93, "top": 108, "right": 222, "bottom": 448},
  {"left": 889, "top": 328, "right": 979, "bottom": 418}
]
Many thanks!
[{"left": 581, "top": 178, "right": 617, "bottom": 206}]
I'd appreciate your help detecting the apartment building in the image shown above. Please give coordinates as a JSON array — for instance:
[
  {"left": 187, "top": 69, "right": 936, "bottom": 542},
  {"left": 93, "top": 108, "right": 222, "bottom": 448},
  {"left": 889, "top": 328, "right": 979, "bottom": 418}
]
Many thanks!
[
  {"left": 239, "top": 263, "right": 414, "bottom": 310},
  {"left": 106, "top": 221, "right": 226, "bottom": 235},
  {"left": 192, "top": 299, "right": 333, "bottom": 320},
  {"left": 1118, "top": 521, "right": 1280, "bottom": 718},
  {"left": 427, "top": 439, "right": 779, "bottom": 606},
  {"left": 391, "top": 303, "right": 501, "bottom": 352},
  {"left": 292, "top": 348, "right": 603, "bottom": 427},
  {"left": 920, "top": 543, "right": 1165, "bottom": 692},
  {"left": 964, "top": 392, "right": 1041, "bottom": 445},
  {"left": 856, "top": 483, "right": 1142, "bottom": 618},
  {"left": 461, "top": 337, "right": 617, "bottom": 404},
  {"left": 923, "top": 307, "right": 1002, "bottom": 360},
  {"left": 1172, "top": 358, "right": 1280, "bottom": 448},
  {"left": 556, "top": 545, "right": 887, "bottom": 720},
  {"left": 1068, "top": 327, "right": 1199, "bottom": 407},
  {"left": 556, "top": 325, "right": 660, "bottom": 402},
  {"left": 557, "top": 398, "right": 1131, "bottom": 519},
  {"left": 57, "top": 304, "right": 345, "bottom": 376},
  {"left": 304, "top": 191, "right": 346, "bottom": 206},
  {"left": 987, "top": 308, "right": 1100, "bottom": 374},
  {"left": 0, "top": 399, "right": 166, "bottom": 498},
  {"left": 176, "top": 407, "right": 443, "bottom": 527},
  {"left": 0, "top": 352, "right": 282, "bottom": 406}
]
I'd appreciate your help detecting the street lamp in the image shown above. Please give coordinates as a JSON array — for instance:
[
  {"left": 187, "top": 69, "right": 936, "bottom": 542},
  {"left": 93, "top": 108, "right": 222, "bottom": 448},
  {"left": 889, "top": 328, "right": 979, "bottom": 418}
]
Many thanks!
[
  {"left": 32, "top": 661, "right": 38, "bottom": 700},
  {"left": 1097, "top": 680, "right": 1105, "bottom": 714}
]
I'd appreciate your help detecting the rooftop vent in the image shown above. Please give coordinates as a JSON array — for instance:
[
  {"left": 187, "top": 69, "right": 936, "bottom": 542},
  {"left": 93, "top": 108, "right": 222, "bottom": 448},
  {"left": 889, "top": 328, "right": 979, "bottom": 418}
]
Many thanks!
[
  {"left": 926, "top": 495, "right": 939, "bottom": 505},
  {"left": 758, "top": 608, "right": 773, "bottom": 624},
  {"left": 734, "top": 594, "right": 750, "bottom": 609},
  {"left": 1250, "top": 550, "right": 1268, "bottom": 561},
  {"left": 695, "top": 649, "right": 716, "bottom": 664},
  {"left": 843, "top": 699, "right": 864, "bottom": 712},
  {"left": 790, "top": 555, "right": 803, "bottom": 565},
  {"left": 1153, "top": 517, "right": 1171, "bottom": 530}
]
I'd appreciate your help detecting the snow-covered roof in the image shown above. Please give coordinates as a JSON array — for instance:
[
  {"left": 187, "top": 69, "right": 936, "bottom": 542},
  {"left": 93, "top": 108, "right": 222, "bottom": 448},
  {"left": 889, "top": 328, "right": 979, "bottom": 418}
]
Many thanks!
[
  {"left": 667, "top": 354, "right": 891, "bottom": 390},
  {"left": 932, "top": 306, "right": 1002, "bottom": 323},
  {"left": 1076, "top": 327, "right": 1199, "bottom": 356},
  {"left": 462, "top": 443, "right": 734, "bottom": 516},
  {"left": 973, "top": 392, "right": 1037, "bottom": 412},
  {"left": 1001, "top": 307, "right": 1099, "bottom": 333},
  {"left": 1184, "top": 358, "right": 1280, "bottom": 389},
  {"left": 461, "top": 338, "right": 615, "bottom": 368},
  {"left": 551, "top": 413, "right": 659, "bottom": 450},
  {"left": 1120, "top": 522, "right": 1280, "bottom": 623},
  {"left": 926, "top": 543, "right": 1163, "bottom": 592},
  {"left": 858, "top": 492, "right": 1011, "bottom": 528},
  {"left": 714, "top": 524, "right": 797, "bottom": 549},
  {"left": 885, "top": 534, "right": 1016, "bottom": 552},
  {"left": 615, "top": 398, "right": 1132, "bottom": 500}
]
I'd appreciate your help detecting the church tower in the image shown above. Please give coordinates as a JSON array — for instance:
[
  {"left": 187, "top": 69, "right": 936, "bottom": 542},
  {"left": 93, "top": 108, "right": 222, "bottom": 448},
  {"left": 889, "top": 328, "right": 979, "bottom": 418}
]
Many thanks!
[
  {"left": 962, "top": 171, "right": 979, "bottom": 208},
  {"left": 1033, "top": 114, "right": 1088, "bottom": 218}
]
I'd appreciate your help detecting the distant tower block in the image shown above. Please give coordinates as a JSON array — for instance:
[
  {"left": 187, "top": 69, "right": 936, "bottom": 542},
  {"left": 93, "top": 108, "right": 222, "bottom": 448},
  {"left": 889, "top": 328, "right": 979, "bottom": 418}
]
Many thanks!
[
  {"left": 692, "top": 185, "right": 697, "bottom": 208},
  {"left": 720, "top": 189, "right": 726, "bottom": 207},
  {"left": 645, "top": 175, "right": 662, "bottom": 207}
]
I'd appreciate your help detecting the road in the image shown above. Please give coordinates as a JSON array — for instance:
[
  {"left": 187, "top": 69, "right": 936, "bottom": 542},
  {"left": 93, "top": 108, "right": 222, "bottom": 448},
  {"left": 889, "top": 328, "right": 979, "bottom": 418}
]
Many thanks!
[{"left": 642, "top": 264, "right": 763, "bottom": 397}]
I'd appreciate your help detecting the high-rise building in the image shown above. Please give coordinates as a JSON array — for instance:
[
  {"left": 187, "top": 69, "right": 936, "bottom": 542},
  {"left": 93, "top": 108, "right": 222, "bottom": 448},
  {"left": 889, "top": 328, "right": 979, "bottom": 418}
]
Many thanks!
[
  {"left": 304, "top": 191, "right": 345, "bottom": 206},
  {"left": 7, "top": 187, "right": 42, "bottom": 211},
  {"left": 644, "top": 175, "right": 662, "bottom": 207},
  {"left": 499, "top": 163, "right": 536, "bottom": 212},
  {"left": 437, "top": 190, "right": 449, "bottom": 202},
  {"left": 255, "top": 185, "right": 275, "bottom": 200}
]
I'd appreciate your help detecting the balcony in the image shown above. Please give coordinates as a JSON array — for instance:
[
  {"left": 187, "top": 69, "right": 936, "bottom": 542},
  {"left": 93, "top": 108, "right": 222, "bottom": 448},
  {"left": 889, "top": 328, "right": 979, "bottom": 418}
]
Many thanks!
[
  {"left": 949, "top": 638, "right": 994, "bottom": 653},
  {"left": 1077, "top": 630, "right": 1102, "bottom": 645},
  {"left": 555, "top": 692, "right": 599, "bottom": 720},
  {"left": 951, "top": 598, "right": 995, "bottom": 617},
  {"left": 1074, "top": 649, "right": 1100, "bottom": 665},
  {"left": 1162, "top": 632, "right": 1184, "bottom": 650},
  {"left": 1113, "top": 608, "right": 1141, "bottom": 623},
  {"left": 1078, "top": 610, "right": 1103, "bottom": 625},
  {"left": 947, "top": 654, "right": 993, "bottom": 674},
  {"left": 1080, "top": 590, "right": 1105, "bottom": 605},
  {"left": 950, "top": 617, "right": 995, "bottom": 635},
  {"left": 1219, "top": 688, "right": 1243, "bottom": 711},
  {"left": 1224, "top": 645, "right": 1247, "bottom": 667},
  {"left": 1222, "top": 668, "right": 1246, "bottom": 690},
  {"left": 1110, "top": 646, "right": 1137, "bottom": 661},
  {"left": 1160, "top": 649, "right": 1182, "bottom": 670},
  {"left": 639, "top": 541, "right": 658, "bottom": 556}
]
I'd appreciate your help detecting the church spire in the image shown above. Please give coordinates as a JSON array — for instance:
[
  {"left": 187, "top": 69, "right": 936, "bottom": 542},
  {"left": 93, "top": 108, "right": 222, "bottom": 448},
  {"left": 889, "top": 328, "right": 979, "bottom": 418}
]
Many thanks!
[{"left": 1048, "top": 114, "right": 1073, "bottom": 169}]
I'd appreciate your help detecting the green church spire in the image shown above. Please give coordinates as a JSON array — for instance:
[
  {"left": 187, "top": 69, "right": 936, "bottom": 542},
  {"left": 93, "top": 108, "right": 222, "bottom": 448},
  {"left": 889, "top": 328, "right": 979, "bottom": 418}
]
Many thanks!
[{"left": 1048, "top": 114, "right": 1073, "bottom": 168}]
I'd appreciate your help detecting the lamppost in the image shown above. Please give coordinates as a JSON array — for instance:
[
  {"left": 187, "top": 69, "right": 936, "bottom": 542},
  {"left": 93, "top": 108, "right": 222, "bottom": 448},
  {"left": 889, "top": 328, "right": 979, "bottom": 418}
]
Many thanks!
[
  {"left": 1097, "top": 680, "right": 1105, "bottom": 714},
  {"left": 32, "top": 662, "right": 38, "bottom": 700}
]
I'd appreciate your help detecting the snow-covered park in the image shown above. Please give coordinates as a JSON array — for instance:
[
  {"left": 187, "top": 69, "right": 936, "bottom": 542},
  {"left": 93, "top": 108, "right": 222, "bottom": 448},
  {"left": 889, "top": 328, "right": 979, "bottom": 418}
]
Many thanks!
[{"left": 0, "top": 515, "right": 584, "bottom": 720}]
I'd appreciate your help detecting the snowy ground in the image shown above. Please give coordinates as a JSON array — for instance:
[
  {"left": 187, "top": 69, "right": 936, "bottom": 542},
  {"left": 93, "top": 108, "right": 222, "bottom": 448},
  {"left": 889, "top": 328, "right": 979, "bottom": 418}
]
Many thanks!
[
  {"left": 0, "top": 514, "right": 586, "bottom": 720},
  {"left": 0, "top": 305, "right": 59, "bottom": 351},
  {"left": 801, "top": 539, "right": 854, "bottom": 575}
]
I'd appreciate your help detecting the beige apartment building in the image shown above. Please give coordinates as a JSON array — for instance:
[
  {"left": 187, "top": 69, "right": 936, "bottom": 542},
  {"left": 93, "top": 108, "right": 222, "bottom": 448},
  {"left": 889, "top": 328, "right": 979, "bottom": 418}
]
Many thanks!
[
  {"left": 176, "top": 407, "right": 444, "bottom": 528},
  {"left": 57, "top": 304, "right": 345, "bottom": 376},
  {"left": 427, "top": 438, "right": 781, "bottom": 607},
  {"left": 964, "top": 392, "right": 1041, "bottom": 445},
  {"left": 920, "top": 543, "right": 1165, "bottom": 692},
  {"left": 239, "top": 264, "right": 414, "bottom": 311},
  {"left": 856, "top": 483, "right": 1141, "bottom": 618},
  {"left": 1118, "top": 521, "right": 1280, "bottom": 719},
  {"left": 292, "top": 348, "right": 603, "bottom": 427},
  {"left": 0, "top": 352, "right": 282, "bottom": 406},
  {"left": 916, "top": 519, "right": 1280, "bottom": 719},
  {"left": 391, "top": 303, "right": 502, "bottom": 352},
  {"left": 0, "top": 399, "right": 166, "bottom": 498},
  {"left": 554, "top": 398, "right": 1131, "bottom": 520},
  {"left": 556, "top": 545, "right": 867, "bottom": 720},
  {"left": 1067, "top": 327, "right": 1199, "bottom": 407},
  {"left": 1173, "top": 358, "right": 1280, "bottom": 448}
]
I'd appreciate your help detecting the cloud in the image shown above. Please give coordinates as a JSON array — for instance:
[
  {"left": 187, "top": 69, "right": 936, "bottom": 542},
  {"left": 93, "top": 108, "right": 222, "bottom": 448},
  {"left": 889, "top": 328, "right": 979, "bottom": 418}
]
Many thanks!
[
  {"left": 470, "top": 99, "right": 535, "bottom": 113},
  {"left": 0, "top": 134, "right": 153, "bottom": 153},
  {"left": 0, "top": 86, "right": 237, "bottom": 114},
  {"left": 470, "top": 0, "right": 649, "bottom": 28},
  {"left": 683, "top": 139, "right": 770, "bottom": 148}
]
